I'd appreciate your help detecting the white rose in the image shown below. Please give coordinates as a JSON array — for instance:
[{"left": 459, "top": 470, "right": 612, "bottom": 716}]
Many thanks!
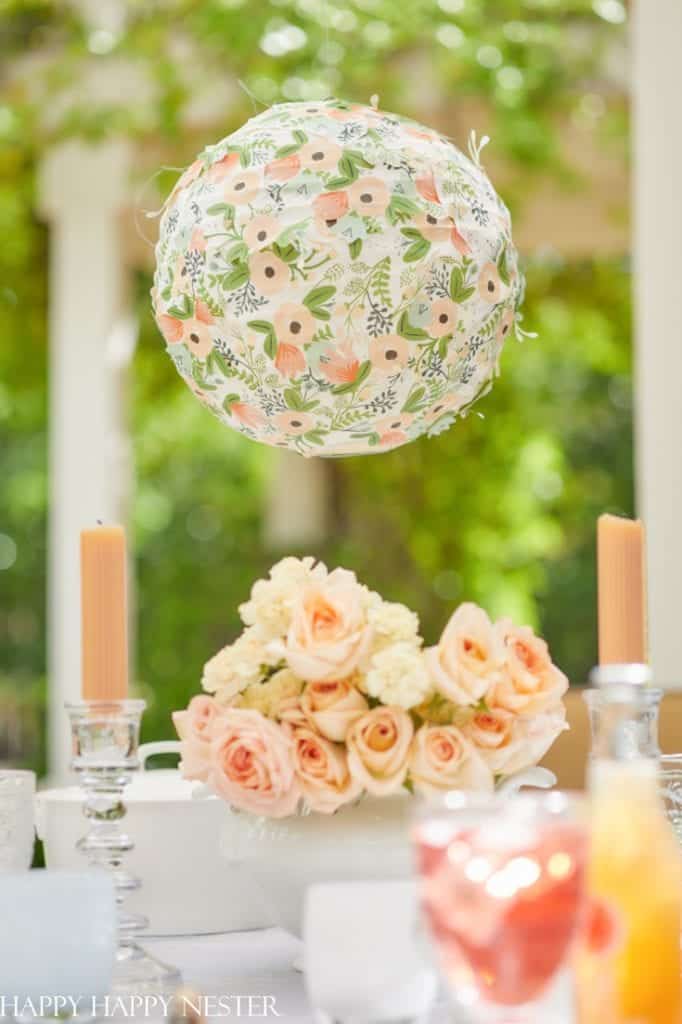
[
  {"left": 236, "top": 668, "right": 304, "bottom": 718},
  {"left": 365, "top": 642, "right": 433, "bottom": 710},
  {"left": 201, "top": 627, "right": 275, "bottom": 703},
  {"left": 239, "top": 556, "right": 328, "bottom": 640}
]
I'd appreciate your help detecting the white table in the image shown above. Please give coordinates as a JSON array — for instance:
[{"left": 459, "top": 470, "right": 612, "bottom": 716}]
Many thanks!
[{"left": 146, "top": 929, "right": 453, "bottom": 1022}]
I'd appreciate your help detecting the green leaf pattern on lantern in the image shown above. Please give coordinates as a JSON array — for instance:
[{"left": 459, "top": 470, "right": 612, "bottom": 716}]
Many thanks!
[{"left": 152, "top": 98, "right": 524, "bottom": 456}]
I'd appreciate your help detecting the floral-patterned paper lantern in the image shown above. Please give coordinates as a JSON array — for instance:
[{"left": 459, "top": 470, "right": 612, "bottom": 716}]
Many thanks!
[{"left": 152, "top": 99, "right": 523, "bottom": 456}]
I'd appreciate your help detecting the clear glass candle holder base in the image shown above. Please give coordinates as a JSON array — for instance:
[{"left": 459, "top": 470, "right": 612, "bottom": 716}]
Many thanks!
[
  {"left": 111, "top": 942, "right": 181, "bottom": 997},
  {"left": 66, "top": 699, "right": 181, "bottom": 998}
]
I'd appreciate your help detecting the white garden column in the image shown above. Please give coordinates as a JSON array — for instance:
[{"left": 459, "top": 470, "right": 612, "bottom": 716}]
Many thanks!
[
  {"left": 264, "top": 451, "right": 329, "bottom": 549},
  {"left": 39, "top": 139, "right": 133, "bottom": 781},
  {"left": 633, "top": 0, "right": 682, "bottom": 686}
]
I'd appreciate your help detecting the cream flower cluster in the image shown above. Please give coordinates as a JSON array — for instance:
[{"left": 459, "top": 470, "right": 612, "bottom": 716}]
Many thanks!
[{"left": 176, "top": 558, "right": 568, "bottom": 818}]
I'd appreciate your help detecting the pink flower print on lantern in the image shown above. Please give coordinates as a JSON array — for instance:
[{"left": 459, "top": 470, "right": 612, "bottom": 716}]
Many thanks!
[
  {"left": 156, "top": 313, "right": 184, "bottom": 345},
  {"left": 320, "top": 344, "right": 361, "bottom": 386},
  {"left": 274, "top": 344, "right": 306, "bottom": 379},
  {"left": 478, "top": 262, "right": 503, "bottom": 302},
  {"left": 416, "top": 172, "right": 439, "bottom": 204},
  {"left": 250, "top": 252, "right": 289, "bottom": 296},
  {"left": 376, "top": 414, "right": 413, "bottom": 448},
  {"left": 190, "top": 227, "right": 207, "bottom": 252},
  {"left": 299, "top": 138, "right": 342, "bottom": 171},
  {"left": 450, "top": 220, "right": 471, "bottom": 257},
  {"left": 348, "top": 177, "right": 390, "bottom": 217},
  {"left": 265, "top": 154, "right": 301, "bottom": 182},
  {"left": 168, "top": 159, "right": 203, "bottom": 204},
  {"left": 497, "top": 309, "right": 514, "bottom": 346},
  {"left": 182, "top": 300, "right": 215, "bottom": 360},
  {"left": 415, "top": 211, "right": 452, "bottom": 244},
  {"left": 274, "top": 304, "right": 316, "bottom": 346},
  {"left": 313, "top": 191, "right": 349, "bottom": 231},
  {"left": 369, "top": 334, "right": 408, "bottom": 375},
  {"left": 224, "top": 170, "right": 260, "bottom": 205},
  {"left": 206, "top": 152, "right": 240, "bottom": 184},
  {"left": 429, "top": 298, "right": 459, "bottom": 338},
  {"left": 230, "top": 402, "right": 267, "bottom": 430},
  {"left": 273, "top": 410, "right": 315, "bottom": 435},
  {"left": 244, "top": 215, "right": 280, "bottom": 251}
]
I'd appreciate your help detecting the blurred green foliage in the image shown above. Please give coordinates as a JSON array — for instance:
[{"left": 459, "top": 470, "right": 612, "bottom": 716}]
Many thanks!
[{"left": 0, "top": 0, "right": 631, "bottom": 759}]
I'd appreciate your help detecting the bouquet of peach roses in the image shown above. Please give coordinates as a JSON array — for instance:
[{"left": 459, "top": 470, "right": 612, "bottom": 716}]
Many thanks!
[{"left": 173, "top": 557, "right": 568, "bottom": 818}]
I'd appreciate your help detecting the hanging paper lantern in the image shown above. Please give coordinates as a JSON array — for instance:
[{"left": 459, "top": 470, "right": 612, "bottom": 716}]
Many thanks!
[{"left": 152, "top": 99, "right": 523, "bottom": 457}]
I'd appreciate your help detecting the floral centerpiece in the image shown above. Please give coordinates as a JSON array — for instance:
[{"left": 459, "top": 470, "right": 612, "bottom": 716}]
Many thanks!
[{"left": 173, "top": 557, "right": 568, "bottom": 818}]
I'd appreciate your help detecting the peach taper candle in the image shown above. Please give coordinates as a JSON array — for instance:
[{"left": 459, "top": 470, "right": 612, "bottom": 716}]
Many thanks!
[
  {"left": 80, "top": 524, "right": 129, "bottom": 700},
  {"left": 597, "top": 513, "right": 647, "bottom": 665}
]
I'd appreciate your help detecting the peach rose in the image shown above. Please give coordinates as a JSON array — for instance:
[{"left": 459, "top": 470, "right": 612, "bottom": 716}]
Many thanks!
[
  {"left": 209, "top": 709, "right": 300, "bottom": 818},
  {"left": 409, "top": 724, "right": 494, "bottom": 795},
  {"left": 347, "top": 706, "right": 413, "bottom": 795},
  {"left": 276, "top": 568, "right": 374, "bottom": 681},
  {"left": 173, "top": 695, "right": 226, "bottom": 782},
  {"left": 465, "top": 706, "right": 568, "bottom": 775},
  {"left": 490, "top": 620, "right": 569, "bottom": 715},
  {"left": 278, "top": 695, "right": 308, "bottom": 727},
  {"left": 290, "top": 723, "right": 362, "bottom": 813},
  {"left": 300, "top": 679, "right": 368, "bottom": 741},
  {"left": 426, "top": 603, "right": 503, "bottom": 706}
]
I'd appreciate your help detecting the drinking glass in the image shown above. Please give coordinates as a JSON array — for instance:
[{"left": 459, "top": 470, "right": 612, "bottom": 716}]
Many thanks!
[
  {"left": 412, "top": 791, "right": 588, "bottom": 1023},
  {"left": 0, "top": 769, "right": 35, "bottom": 871}
]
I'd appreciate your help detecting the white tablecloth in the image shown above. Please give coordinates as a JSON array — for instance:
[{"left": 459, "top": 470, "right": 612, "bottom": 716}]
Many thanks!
[{"left": 145, "top": 929, "right": 453, "bottom": 1022}]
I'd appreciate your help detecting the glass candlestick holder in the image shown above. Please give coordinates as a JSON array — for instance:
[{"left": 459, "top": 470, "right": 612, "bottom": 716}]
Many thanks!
[{"left": 66, "top": 699, "right": 181, "bottom": 996}]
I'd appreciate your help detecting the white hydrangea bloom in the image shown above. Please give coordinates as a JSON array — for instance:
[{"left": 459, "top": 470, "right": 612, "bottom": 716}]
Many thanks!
[
  {"left": 201, "top": 627, "right": 276, "bottom": 703},
  {"left": 237, "top": 668, "right": 304, "bottom": 718},
  {"left": 239, "top": 556, "right": 328, "bottom": 639},
  {"left": 365, "top": 642, "right": 433, "bottom": 710}
]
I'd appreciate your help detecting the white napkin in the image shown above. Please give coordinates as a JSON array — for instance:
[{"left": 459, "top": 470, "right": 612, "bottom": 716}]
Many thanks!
[
  {"left": 0, "top": 870, "right": 115, "bottom": 1003},
  {"left": 303, "top": 880, "right": 437, "bottom": 1023}
]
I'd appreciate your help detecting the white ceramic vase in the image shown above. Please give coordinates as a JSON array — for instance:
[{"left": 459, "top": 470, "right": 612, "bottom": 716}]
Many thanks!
[{"left": 220, "top": 766, "right": 556, "bottom": 937}]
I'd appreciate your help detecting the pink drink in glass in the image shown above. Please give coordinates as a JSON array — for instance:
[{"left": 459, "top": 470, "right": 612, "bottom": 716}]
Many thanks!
[{"left": 414, "top": 796, "right": 587, "bottom": 1012}]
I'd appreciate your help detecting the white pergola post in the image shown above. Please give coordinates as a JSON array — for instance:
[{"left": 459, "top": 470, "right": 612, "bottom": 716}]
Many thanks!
[
  {"left": 39, "top": 140, "right": 133, "bottom": 781},
  {"left": 633, "top": 0, "right": 682, "bottom": 686},
  {"left": 264, "top": 451, "right": 329, "bottom": 550}
]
